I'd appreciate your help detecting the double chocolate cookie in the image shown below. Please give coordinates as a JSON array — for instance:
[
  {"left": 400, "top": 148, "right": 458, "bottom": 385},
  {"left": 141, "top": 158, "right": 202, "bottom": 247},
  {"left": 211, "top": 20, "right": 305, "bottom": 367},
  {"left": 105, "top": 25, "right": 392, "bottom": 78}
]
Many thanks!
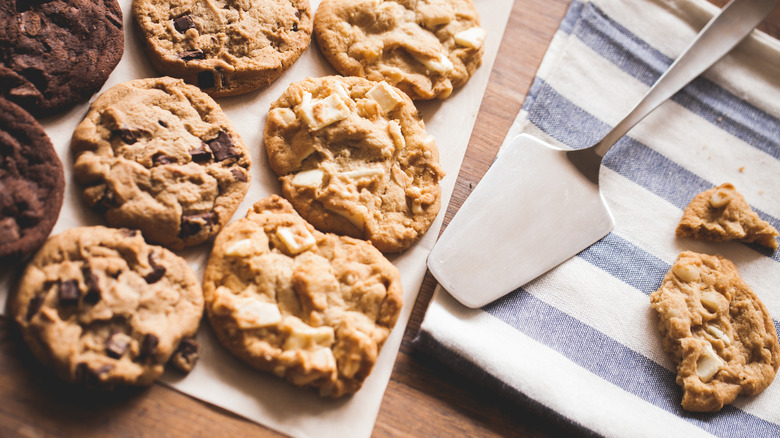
[
  {"left": 71, "top": 77, "right": 251, "bottom": 250},
  {"left": 0, "top": 0, "right": 124, "bottom": 116},
  {"left": 133, "top": 0, "right": 312, "bottom": 96},
  {"left": 10, "top": 226, "right": 204, "bottom": 387},
  {"left": 0, "top": 97, "right": 64, "bottom": 260}
]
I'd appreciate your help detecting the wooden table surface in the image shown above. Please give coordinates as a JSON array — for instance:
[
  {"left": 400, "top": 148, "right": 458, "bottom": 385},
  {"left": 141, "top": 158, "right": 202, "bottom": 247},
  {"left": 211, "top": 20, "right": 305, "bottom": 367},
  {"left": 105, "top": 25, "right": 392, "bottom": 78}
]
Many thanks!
[{"left": 3, "top": 1, "right": 780, "bottom": 437}]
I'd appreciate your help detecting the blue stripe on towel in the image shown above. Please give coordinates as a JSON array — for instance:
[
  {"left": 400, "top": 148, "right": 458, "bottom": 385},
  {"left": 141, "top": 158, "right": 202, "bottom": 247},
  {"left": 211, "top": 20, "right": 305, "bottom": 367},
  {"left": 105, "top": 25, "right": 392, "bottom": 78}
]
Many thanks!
[{"left": 485, "top": 291, "right": 780, "bottom": 438}]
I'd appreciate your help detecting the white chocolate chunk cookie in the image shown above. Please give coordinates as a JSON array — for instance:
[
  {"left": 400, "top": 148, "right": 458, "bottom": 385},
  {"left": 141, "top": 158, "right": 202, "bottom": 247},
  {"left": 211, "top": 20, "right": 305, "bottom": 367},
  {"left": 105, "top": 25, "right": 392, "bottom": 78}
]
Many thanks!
[
  {"left": 650, "top": 251, "right": 780, "bottom": 412},
  {"left": 203, "top": 195, "right": 403, "bottom": 397},
  {"left": 313, "top": 0, "right": 484, "bottom": 100},
  {"left": 10, "top": 226, "right": 204, "bottom": 387},
  {"left": 676, "top": 183, "right": 779, "bottom": 250},
  {"left": 132, "top": 0, "right": 313, "bottom": 97},
  {"left": 71, "top": 77, "right": 251, "bottom": 250},
  {"left": 264, "top": 76, "right": 444, "bottom": 252}
]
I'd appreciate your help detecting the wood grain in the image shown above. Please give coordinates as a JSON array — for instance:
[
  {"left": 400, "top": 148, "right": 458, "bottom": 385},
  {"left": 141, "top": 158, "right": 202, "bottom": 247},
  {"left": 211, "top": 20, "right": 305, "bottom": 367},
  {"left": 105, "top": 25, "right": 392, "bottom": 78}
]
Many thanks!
[{"left": 1, "top": 1, "right": 779, "bottom": 437}]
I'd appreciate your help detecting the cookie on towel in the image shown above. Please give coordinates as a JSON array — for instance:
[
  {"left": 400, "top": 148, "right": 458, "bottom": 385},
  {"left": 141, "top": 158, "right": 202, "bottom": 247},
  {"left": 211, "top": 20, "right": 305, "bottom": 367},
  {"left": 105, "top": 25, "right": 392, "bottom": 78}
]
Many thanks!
[
  {"left": 313, "top": 0, "right": 485, "bottom": 100},
  {"left": 676, "top": 183, "right": 779, "bottom": 250},
  {"left": 71, "top": 77, "right": 251, "bottom": 250},
  {"left": 650, "top": 251, "right": 780, "bottom": 412},
  {"left": 264, "top": 75, "right": 444, "bottom": 252},
  {"left": 0, "top": 0, "right": 124, "bottom": 116},
  {"left": 203, "top": 195, "right": 403, "bottom": 398},
  {"left": 10, "top": 226, "right": 204, "bottom": 387},
  {"left": 132, "top": 0, "right": 313, "bottom": 96},
  {"left": 0, "top": 97, "right": 64, "bottom": 260}
]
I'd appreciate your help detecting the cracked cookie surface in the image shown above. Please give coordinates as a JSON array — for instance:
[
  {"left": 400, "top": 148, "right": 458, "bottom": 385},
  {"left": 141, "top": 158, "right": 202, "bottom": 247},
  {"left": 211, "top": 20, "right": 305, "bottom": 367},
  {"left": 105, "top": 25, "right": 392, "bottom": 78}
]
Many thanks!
[
  {"left": 0, "top": 0, "right": 124, "bottom": 116},
  {"left": 314, "top": 0, "right": 484, "bottom": 100},
  {"left": 0, "top": 97, "right": 64, "bottom": 261},
  {"left": 676, "top": 183, "right": 779, "bottom": 250},
  {"left": 264, "top": 75, "right": 444, "bottom": 253},
  {"left": 650, "top": 251, "right": 780, "bottom": 412},
  {"left": 133, "top": 0, "right": 312, "bottom": 96},
  {"left": 10, "top": 226, "right": 204, "bottom": 387},
  {"left": 72, "top": 77, "right": 251, "bottom": 250},
  {"left": 203, "top": 195, "right": 403, "bottom": 397}
]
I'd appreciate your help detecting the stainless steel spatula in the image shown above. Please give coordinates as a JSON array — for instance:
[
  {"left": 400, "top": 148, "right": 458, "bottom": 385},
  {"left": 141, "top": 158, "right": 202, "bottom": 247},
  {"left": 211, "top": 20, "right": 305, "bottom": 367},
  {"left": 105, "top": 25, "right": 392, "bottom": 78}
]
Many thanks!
[{"left": 427, "top": 0, "right": 778, "bottom": 309}]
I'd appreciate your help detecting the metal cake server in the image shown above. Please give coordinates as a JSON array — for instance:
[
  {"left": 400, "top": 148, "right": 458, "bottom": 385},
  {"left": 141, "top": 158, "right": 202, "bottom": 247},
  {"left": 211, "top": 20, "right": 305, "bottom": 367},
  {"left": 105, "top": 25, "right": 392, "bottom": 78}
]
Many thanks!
[{"left": 427, "top": 0, "right": 779, "bottom": 308}]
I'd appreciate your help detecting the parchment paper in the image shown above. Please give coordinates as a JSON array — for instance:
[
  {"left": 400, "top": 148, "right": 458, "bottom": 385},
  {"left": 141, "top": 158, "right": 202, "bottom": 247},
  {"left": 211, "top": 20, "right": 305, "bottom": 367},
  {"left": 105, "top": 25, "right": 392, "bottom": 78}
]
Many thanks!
[{"left": 0, "top": 1, "right": 513, "bottom": 436}]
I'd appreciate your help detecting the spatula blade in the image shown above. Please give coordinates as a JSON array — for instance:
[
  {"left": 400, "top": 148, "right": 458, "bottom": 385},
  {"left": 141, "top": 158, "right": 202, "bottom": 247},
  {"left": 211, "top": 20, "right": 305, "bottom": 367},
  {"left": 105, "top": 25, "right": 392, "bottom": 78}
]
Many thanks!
[{"left": 427, "top": 134, "right": 615, "bottom": 308}]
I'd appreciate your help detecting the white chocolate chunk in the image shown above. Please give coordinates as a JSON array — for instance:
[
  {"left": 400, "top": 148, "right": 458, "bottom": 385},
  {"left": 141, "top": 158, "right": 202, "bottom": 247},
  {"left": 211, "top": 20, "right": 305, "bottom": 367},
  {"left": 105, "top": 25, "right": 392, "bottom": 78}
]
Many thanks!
[
  {"left": 413, "top": 52, "right": 454, "bottom": 73},
  {"left": 673, "top": 262, "right": 700, "bottom": 282},
  {"left": 292, "top": 168, "right": 325, "bottom": 187},
  {"left": 211, "top": 286, "right": 236, "bottom": 315},
  {"left": 696, "top": 344, "right": 724, "bottom": 382},
  {"left": 705, "top": 325, "right": 731, "bottom": 345},
  {"left": 454, "top": 27, "right": 487, "bottom": 49},
  {"left": 332, "top": 83, "right": 351, "bottom": 102},
  {"left": 366, "top": 81, "right": 403, "bottom": 114},
  {"left": 276, "top": 226, "right": 316, "bottom": 255},
  {"left": 270, "top": 107, "right": 297, "bottom": 126},
  {"left": 235, "top": 299, "right": 283, "bottom": 329},
  {"left": 710, "top": 186, "right": 734, "bottom": 208},
  {"left": 328, "top": 206, "right": 365, "bottom": 231},
  {"left": 225, "top": 238, "right": 252, "bottom": 257},
  {"left": 283, "top": 319, "right": 335, "bottom": 350},
  {"left": 388, "top": 120, "right": 405, "bottom": 150},
  {"left": 341, "top": 168, "right": 385, "bottom": 180},
  {"left": 297, "top": 92, "right": 350, "bottom": 131},
  {"left": 700, "top": 291, "right": 721, "bottom": 313},
  {"left": 309, "top": 347, "right": 337, "bottom": 370}
]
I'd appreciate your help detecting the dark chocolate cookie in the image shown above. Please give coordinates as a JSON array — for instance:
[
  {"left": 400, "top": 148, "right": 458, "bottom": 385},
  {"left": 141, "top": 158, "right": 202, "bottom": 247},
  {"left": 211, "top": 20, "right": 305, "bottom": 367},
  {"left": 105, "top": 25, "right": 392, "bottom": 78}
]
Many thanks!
[
  {"left": 0, "top": 0, "right": 124, "bottom": 116},
  {"left": 0, "top": 97, "right": 64, "bottom": 260}
]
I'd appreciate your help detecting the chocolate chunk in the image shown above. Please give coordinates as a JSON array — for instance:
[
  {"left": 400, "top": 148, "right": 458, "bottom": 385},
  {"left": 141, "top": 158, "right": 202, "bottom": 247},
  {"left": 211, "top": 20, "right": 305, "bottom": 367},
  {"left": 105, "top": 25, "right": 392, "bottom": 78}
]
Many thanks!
[
  {"left": 292, "top": 22, "right": 299, "bottom": 32},
  {"left": 179, "top": 49, "right": 205, "bottom": 61},
  {"left": 231, "top": 168, "right": 247, "bottom": 182},
  {"left": 189, "top": 144, "right": 212, "bottom": 163},
  {"left": 25, "top": 292, "right": 45, "bottom": 321},
  {"left": 77, "top": 362, "right": 115, "bottom": 386},
  {"left": 58, "top": 279, "right": 80, "bottom": 305},
  {"left": 179, "top": 212, "right": 216, "bottom": 238},
  {"left": 207, "top": 132, "right": 237, "bottom": 161},
  {"left": 105, "top": 332, "right": 130, "bottom": 358},
  {"left": 170, "top": 337, "right": 200, "bottom": 372},
  {"left": 119, "top": 228, "right": 139, "bottom": 238},
  {"left": 197, "top": 70, "right": 215, "bottom": 89},
  {"left": 158, "top": 119, "right": 168, "bottom": 128},
  {"left": 173, "top": 15, "right": 196, "bottom": 33},
  {"left": 139, "top": 333, "right": 159, "bottom": 358},
  {"left": 114, "top": 128, "right": 141, "bottom": 144},
  {"left": 143, "top": 252, "right": 166, "bottom": 284},
  {"left": 81, "top": 266, "right": 101, "bottom": 302},
  {"left": 152, "top": 153, "right": 174, "bottom": 165}
]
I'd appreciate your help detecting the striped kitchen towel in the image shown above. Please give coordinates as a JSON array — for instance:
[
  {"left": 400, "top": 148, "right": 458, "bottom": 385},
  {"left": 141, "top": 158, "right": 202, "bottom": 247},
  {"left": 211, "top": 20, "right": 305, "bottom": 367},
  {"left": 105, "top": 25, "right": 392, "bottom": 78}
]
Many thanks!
[{"left": 416, "top": 0, "right": 780, "bottom": 436}]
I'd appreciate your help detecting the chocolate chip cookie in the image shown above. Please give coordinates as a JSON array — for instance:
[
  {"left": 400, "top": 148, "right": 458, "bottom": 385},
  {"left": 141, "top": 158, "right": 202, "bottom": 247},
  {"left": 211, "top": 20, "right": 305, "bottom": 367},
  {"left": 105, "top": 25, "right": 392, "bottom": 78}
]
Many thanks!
[
  {"left": 10, "top": 226, "right": 204, "bottom": 387},
  {"left": 72, "top": 77, "right": 251, "bottom": 250},
  {"left": 677, "top": 183, "right": 779, "bottom": 250},
  {"left": 0, "top": 97, "right": 64, "bottom": 260},
  {"left": 314, "top": 0, "right": 485, "bottom": 100},
  {"left": 0, "top": 0, "right": 124, "bottom": 116},
  {"left": 264, "top": 76, "right": 444, "bottom": 252},
  {"left": 133, "top": 0, "right": 312, "bottom": 97},
  {"left": 203, "top": 195, "right": 403, "bottom": 397},
  {"left": 650, "top": 251, "right": 780, "bottom": 412}
]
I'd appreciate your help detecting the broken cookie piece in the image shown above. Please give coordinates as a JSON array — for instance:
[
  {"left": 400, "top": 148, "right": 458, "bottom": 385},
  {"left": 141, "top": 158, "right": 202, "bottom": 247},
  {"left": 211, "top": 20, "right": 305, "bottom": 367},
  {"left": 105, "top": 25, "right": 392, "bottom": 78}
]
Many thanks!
[
  {"left": 676, "top": 183, "right": 779, "bottom": 250},
  {"left": 650, "top": 251, "right": 780, "bottom": 412}
]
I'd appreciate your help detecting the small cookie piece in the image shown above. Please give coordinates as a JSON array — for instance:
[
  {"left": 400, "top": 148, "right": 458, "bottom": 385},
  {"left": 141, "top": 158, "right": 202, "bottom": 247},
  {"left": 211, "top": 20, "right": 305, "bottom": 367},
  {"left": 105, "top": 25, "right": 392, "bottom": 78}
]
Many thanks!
[
  {"left": 10, "top": 226, "right": 204, "bottom": 387},
  {"left": 0, "top": 0, "right": 124, "bottom": 116},
  {"left": 314, "top": 0, "right": 484, "bottom": 100},
  {"left": 0, "top": 97, "right": 64, "bottom": 260},
  {"left": 203, "top": 195, "right": 403, "bottom": 397},
  {"left": 650, "top": 251, "right": 780, "bottom": 412},
  {"left": 264, "top": 76, "right": 444, "bottom": 252},
  {"left": 132, "top": 0, "right": 313, "bottom": 97},
  {"left": 676, "top": 183, "right": 779, "bottom": 250},
  {"left": 72, "top": 77, "right": 251, "bottom": 250}
]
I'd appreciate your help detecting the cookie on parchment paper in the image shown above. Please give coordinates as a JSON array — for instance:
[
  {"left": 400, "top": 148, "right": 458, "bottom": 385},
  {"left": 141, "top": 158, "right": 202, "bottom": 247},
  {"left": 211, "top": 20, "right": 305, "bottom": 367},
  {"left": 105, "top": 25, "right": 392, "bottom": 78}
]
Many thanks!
[
  {"left": 132, "top": 0, "right": 313, "bottom": 97},
  {"left": 71, "top": 77, "right": 251, "bottom": 250},
  {"left": 650, "top": 251, "right": 780, "bottom": 412},
  {"left": 264, "top": 75, "right": 444, "bottom": 253},
  {"left": 676, "top": 182, "right": 779, "bottom": 250},
  {"left": 314, "top": 0, "right": 485, "bottom": 100},
  {"left": 10, "top": 226, "right": 204, "bottom": 387},
  {"left": 203, "top": 195, "right": 403, "bottom": 398},
  {"left": 0, "top": 97, "right": 64, "bottom": 261},
  {"left": 0, "top": 0, "right": 124, "bottom": 116}
]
